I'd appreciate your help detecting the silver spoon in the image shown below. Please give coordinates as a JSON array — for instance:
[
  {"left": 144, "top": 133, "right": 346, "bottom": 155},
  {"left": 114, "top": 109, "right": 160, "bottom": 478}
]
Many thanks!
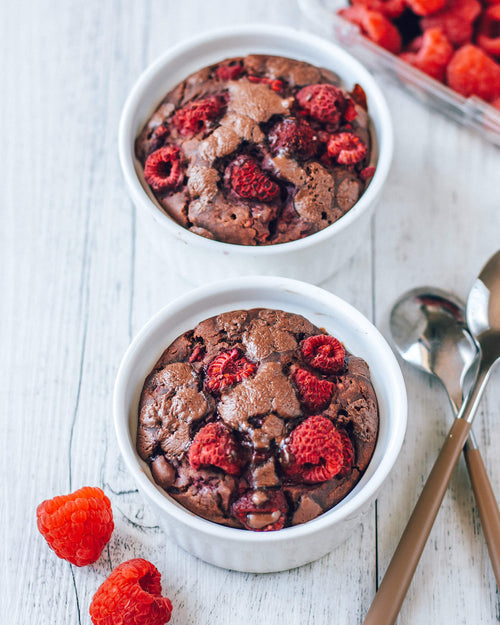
[
  {"left": 390, "top": 287, "right": 500, "bottom": 588},
  {"left": 363, "top": 250, "right": 500, "bottom": 625}
]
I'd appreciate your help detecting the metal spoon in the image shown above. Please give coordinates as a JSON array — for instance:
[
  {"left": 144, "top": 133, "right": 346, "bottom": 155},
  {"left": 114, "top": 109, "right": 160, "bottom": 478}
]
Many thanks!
[
  {"left": 363, "top": 250, "right": 500, "bottom": 625},
  {"left": 390, "top": 287, "right": 500, "bottom": 588}
]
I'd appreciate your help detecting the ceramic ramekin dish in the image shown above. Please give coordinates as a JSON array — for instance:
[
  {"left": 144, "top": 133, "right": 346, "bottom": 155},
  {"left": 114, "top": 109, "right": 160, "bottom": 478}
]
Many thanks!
[
  {"left": 119, "top": 25, "right": 393, "bottom": 285},
  {"left": 113, "top": 277, "right": 407, "bottom": 573}
]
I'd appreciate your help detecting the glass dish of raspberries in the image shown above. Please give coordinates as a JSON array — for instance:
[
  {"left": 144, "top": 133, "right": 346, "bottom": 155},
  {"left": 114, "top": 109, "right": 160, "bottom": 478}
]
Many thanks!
[{"left": 300, "top": 0, "right": 500, "bottom": 145}]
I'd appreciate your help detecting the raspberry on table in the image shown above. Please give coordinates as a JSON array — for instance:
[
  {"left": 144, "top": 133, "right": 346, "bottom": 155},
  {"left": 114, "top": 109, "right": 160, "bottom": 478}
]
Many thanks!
[
  {"left": 285, "top": 415, "right": 346, "bottom": 483},
  {"left": 227, "top": 156, "right": 280, "bottom": 202},
  {"left": 296, "top": 83, "right": 357, "bottom": 127},
  {"left": 36, "top": 486, "right": 114, "bottom": 567},
  {"left": 446, "top": 44, "right": 500, "bottom": 101},
  {"left": 89, "top": 558, "right": 172, "bottom": 625},
  {"left": 172, "top": 94, "right": 226, "bottom": 138},
  {"left": 400, "top": 27, "right": 454, "bottom": 81},
  {"left": 292, "top": 367, "right": 334, "bottom": 411},
  {"left": 188, "top": 421, "right": 243, "bottom": 475},
  {"left": 301, "top": 334, "right": 346, "bottom": 373},
  {"left": 144, "top": 146, "right": 184, "bottom": 192},
  {"left": 327, "top": 132, "right": 368, "bottom": 165},
  {"left": 338, "top": 6, "right": 402, "bottom": 54},
  {"left": 231, "top": 489, "right": 288, "bottom": 531},
  {"left": 205, "top": 347, "right": 257, "bottom": 392},
  {"left": 268, "top": 118, "right": 320, "bottom": 159}
]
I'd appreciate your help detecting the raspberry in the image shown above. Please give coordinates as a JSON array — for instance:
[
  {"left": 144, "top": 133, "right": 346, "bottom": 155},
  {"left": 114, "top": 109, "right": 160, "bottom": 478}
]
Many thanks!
[
  {"left": 188, "top": 422, "right": 242, "bottom": 475},
  {"left": 188, "top": 344, "right": 205, "bottom": 363},
  {"left": 231, "top": 489, "right": 288, "bottom": 531},
  {"left": 172, "top": 95, "right": 226, "bottom": 138},
  {"left": 301, "top": 334, "right": 346, "bottom": 373},
  {"left": 404, "top": 0, "right": 447, "bottom": 16},
  {"left": 36, "top": 486, "right": 114, "bottom": 567},
  {"left": 89, "top": 558, "right": 172, "bottom": 625},
  {"left": 360, "top": 165, "right": 376, "bottom": 180},
  {"left": 421, "top": 0, "right": 481, "bottom": 47},
  {"left": 337, "top": 430, "right": 355, "bottom": 477},
  {"left": 144, "top": 146, "right": 184, "bottom": 192},
  {"left": 285, "top": 416, "right": 345, "bottom": 483},
  {"left": 292, "top": 367, "right": 334, "bottom": 411},
  {"left": 247, "top": 75, "right": 284, "bottom": 92},
  {"left": 215, "top": 63, "right": 243, "bottom": 81},
  {"left": 296, "top": 83, "right": 356, "bottom": 127},
  {"left": 399, "top": 28, "right": 454, "bottom": 82},
  {"left": 478, "top": 6, "right": 500, "bottom": 58},
  {"left": 268, "top": 118, "right": 319, "bottom": 158},
  {"left": 446, "top": 44, "right": 500, "bottom": 102},
  {"left": 327, "top": 132, "right": 368, "bottom": 165},
  {"left": 351, "top": 0, "right": 405, "bottom": 18},
  {"left": 338, "top": 7, "right": 402, "bottom": 54},
  {"left": 227, "top": 156, "right": 280, "bottom": 202},
  {"left": 205, "top": 347, "right": 257, "bottom": 392}
]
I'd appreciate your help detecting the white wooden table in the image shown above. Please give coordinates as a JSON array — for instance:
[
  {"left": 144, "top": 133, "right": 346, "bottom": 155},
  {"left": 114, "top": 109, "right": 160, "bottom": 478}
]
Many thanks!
[{"left": 3, "top": 1, "right": 500, "bottom": 623}]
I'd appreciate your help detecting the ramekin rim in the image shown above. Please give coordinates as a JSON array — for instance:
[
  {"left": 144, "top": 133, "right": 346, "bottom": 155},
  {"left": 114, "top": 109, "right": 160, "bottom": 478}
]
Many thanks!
[
  {"left": 113, "top": 276, "right": 407, "bottom": 543},
  {"left": 118, "top": 24, "right": 394, "bottom": 257}
]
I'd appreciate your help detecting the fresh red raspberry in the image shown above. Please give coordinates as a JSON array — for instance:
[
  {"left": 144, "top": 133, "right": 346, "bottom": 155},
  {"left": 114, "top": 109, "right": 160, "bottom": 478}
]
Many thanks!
[
  {"left": 188, "top": 344, "right": 205, "bottom": 363},
  {"left": 205, "top": 347, "right": 257, "bottom": 392},
  {"left": 399, "top": 28, "right": 454, "bottom": 82},
  {"left": 360, "top": 165, "right": 376, "bottom": 181},
  {"left": 227, "top": 156, "right": 280, "bottom": 202},
  {"left": 215, "top": 63, "right": 243, "bottom": 81},
  {"left": 327, "top": 132, "right": 368, "bottom": 165},
  {"left": 292, "top": 367, "right": 334, "bottom": 411},
  {"left": 172, "top": 95, "right": 226, "bottom": 138},
  {"left": 351, "top": 0, "right": 405, "bottom": 18},
  {"left": 337, "top": 430, "right": 355, "bottom": 478},
  {"left": 296, "top": 83, "right": 357, "bottom": 127},
  {"left": 188, "top": 422, "right": 242, "bottom": 475},
  {"left": 144, "top": 146, "right": 184, "bottom": 192},
  {"left": 404, "top": 0, "right": 447, "bottom": 16},
  {"left": 231, "top": 489, "right": 288, "bottom": 531},
  {"left": 421, "top": 0, "right": 481, "bottom": 47},
  {"left": 478, "top": 6, "right": 500, "bottom": 58},
  {"left": 285, "top": 416, "right": 345, "bottom": 483},
  {"left": 36, "top": 486, "right": 114, "bottom": 567},
  {"left": 301, "top": 334, "right": 346, "bottom": 374},
  {"left": 338, "top": 7, "right": 402, "bottom": 54},
  {"left": 268, "top": 118, "right": 320, "bottom": 158},
  {"left": 89, "top": 558, "right": 172, "bottom": 625},
  {"left": 446, "top": 44, "right": 500, "bottom": 102},
  {"left": 247, "top": 75, "right": 284, "bottom": 92}
]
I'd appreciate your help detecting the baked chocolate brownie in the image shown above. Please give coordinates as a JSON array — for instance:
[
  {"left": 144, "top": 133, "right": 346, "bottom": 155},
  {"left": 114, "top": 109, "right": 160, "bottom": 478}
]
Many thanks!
[
  {"left": 136, "top": 308, "right": 379, "bottom": 531},
  {"left": 135, "top": 55, "right": 375, "bottom": 245}
]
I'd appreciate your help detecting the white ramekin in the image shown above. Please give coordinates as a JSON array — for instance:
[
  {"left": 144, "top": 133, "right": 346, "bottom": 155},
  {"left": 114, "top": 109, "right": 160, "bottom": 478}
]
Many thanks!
[
  {"left": 119, "top": 25, "right": 393, "bottom": 285},
  {"left": 113, "top": 277, "right": 407, "bottom": 573}
]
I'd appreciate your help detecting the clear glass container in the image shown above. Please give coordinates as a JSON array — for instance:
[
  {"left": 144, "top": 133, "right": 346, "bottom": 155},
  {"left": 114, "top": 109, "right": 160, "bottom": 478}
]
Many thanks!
[{"left": 299, "top": 0, "right": 500, "bottom": 146}]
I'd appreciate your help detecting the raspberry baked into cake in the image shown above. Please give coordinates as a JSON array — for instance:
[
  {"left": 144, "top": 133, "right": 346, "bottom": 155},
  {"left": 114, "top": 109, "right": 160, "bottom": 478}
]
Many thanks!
[
  {"left": 134, "top": 55, "right": 375, "bottom": 245},
  {"left": 136, "top": 308, "right": 379, "bottom": 531}
]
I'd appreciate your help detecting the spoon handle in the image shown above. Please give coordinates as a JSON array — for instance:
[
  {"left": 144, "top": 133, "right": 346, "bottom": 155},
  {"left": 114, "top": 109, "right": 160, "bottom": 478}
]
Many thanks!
[
  {"left": 464, "top": 442, "right": 500, "bottom": 588},
  {"left": 362, "top": 417, "right": 471, "bottom": 625}
]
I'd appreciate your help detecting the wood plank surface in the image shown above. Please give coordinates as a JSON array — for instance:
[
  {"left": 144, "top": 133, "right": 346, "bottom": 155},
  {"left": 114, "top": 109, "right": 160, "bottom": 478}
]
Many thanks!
[{"left": 2, "top": 1, "right": 499, "bottom": 624}]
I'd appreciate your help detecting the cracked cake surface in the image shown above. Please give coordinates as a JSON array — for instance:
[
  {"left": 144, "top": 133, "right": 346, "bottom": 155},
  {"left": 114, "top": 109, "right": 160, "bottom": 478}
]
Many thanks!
[
  {"left": 136, "top": 308, "right": 379, "bottom": 531},
  {"left": 135, "top": 55, "right": 375, "bottom": 246}
]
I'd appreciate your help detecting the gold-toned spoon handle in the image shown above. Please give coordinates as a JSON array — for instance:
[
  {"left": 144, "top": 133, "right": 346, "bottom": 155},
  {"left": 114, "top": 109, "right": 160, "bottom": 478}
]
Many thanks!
[
  {"left": 362, "top": 417, "right": 471, "bottom": 625},
  {"left": 464, "top": 439, "right": 500, "bottom": 588}
]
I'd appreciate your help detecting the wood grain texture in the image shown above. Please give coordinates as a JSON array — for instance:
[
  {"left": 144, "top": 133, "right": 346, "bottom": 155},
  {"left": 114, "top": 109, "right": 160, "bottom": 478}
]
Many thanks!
[{"left": 1, "top": 1, "right": 499, "bottom": 624}]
